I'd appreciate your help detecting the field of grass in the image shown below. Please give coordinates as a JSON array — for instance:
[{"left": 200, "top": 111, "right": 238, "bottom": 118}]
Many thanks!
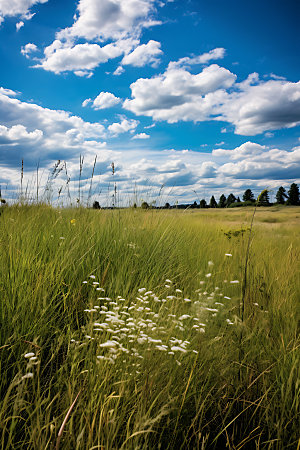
[{"left": 0, "top": 205, "right": 299, "bottom": 449}]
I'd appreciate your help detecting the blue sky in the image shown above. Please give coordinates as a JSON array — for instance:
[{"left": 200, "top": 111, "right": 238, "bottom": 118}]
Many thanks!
[{"left": 0, "top": 0, "right": 299, "bottom": 205}]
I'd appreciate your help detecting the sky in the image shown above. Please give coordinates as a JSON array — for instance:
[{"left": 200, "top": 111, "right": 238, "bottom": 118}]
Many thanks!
[{"left": 0, "top": 0, "right": 299, "bottom": 206}]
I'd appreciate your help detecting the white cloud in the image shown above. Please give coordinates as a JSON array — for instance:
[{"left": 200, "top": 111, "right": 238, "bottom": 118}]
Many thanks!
[
  {"left": 0, "top": 0, "right": 48, "bottom": 21},
  {"left": 57, "top": 0, "right": 158, "bottom": 42},
  {"left": 21, "top": 42, "right": 38, "bottom": 58},
  {"left": 124, "top": 64, "right": 236, "bottom": 122},
  {"left": 36, "top": 38, "right": 138, "bottom": 76},
  {"left": 91, "top": 92, "right": 121, "bottom": 110},
  {"left": 124, "top": 63, "right": 300, "bottom": 135},
  {"left": 0, "top": 88, "right": 107, "bottom": 164},
  {"left": 121, "top": 39, "right": 162, "bottom": 67},
  {"left": 132, "top": 132, "right": 150, "bottom": 139},
  {"left": 25, "top": 0, "right": 165, "bottom": 76},
  {"left": 218, "top": 79, "right": 300, "bottom": 135},
  {"left": 168, "top": 47, "right": 225, "bottom": 70},
  {"left": 108, "top": 118, "right": 139, "bottom": 135},
  {"left": 0, "top": 124, "right": 43, "bottom": 142},
  {"left": 16, "top": 20, "right": 24, "bottom": 31},
  {"left": 113, "top": 65, "right": 125, "bottom": 76}
]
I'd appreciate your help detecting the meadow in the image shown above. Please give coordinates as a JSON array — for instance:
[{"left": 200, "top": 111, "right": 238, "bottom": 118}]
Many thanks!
[{"left": 0, "top": 205, "right": 299, "bottom": 449}]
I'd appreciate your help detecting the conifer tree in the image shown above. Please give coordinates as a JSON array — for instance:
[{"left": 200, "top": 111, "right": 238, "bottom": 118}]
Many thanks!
[
  {"left": 275, "top": 186, "right": 287, "bottom": 204},
  {"left": 219, "top": 194, "right": 226, "bottom": 208},
  {"left": 243, "top": 189, "right": 255, "bottom": 202},
  {"left": 286, "top": 183, "right": 300, "bottom": 205},
  {"left": 209, "top": 195, "right": 217, "bottom": 208}
]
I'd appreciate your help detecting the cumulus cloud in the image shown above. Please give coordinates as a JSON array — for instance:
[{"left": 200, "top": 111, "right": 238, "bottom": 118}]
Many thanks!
[
  {"left": 132, "top": 132, "right": 150, "bottom": 139},
  {"left": 108, "top": 118, "right": 139, "bottom": 135},
  {"left": 0, "top": 0, "right": 48, "bottom": 22},
  {"left": 0, "top": 87, "right": 107, "bottom": 166},
  {"left": 88, "top": 92, "right": 121, "bottom": 110},
  {"left": 35, "top": 38, "right": 138, "bottom": 76},
  {"left": 218, "top": 79, "right": 300, "bottom": 135},
  {"left": 24, "top": 0, "right": 166, "bottom": 76},
  {"left": 56, "top": 0, "right": 158, "bottom": 42},
  {"left": 121, "top": 39, "right": 162, "bottom": 67},
  {"left": 21, "top": 42, "right": 38, "bottom": 58},
  {"left": 16, "top": 20, "right": 24, "bottom": 31},
  {"left": 168, "top": 47, "right": 225, "bottom": 70},
  {"left": 0, "top": 124, "right": 43, "bottom": 143},
  {"left": 124, "top": 63, "right": 236, "bottom": 122},
  {"left": 124, "top": 63, "right": 300, "bottom": 135}
]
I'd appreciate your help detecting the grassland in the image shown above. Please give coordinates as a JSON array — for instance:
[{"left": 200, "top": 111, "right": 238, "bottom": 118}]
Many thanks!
[{"left": 0, "top": 205, "right": 299, "bottom": 449}]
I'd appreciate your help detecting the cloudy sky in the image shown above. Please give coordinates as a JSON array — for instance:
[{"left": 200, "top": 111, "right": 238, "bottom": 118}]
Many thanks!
[{"left": 0, "top": 0, "right": 299, "bottom": 205}]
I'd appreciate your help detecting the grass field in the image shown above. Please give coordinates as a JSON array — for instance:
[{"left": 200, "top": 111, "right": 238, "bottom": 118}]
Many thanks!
[{"left": 0, "top": 205, "right": 299, "bottom": 449}]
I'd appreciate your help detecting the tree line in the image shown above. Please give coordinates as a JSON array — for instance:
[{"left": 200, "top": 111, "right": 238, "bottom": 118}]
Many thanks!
[{"left": 124, "top": 183, "right": 299, "bottom": 210}]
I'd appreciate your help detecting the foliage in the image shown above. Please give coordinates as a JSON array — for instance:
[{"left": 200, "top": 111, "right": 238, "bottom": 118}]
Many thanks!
[
  {"left": 286, "top": 183, "right": 300, "bottom": 205},
  {"left": 218, "top": 194, "right": 226, "bottom": 208},
  {"left": 209, "top": 195, "right": 217, "bottom": 208},
  {"left": 242, "top": 189, "right": 255, "bottom": 202},
  {"left": 275, "top": 186, "right": 287, "bottom": 204}
]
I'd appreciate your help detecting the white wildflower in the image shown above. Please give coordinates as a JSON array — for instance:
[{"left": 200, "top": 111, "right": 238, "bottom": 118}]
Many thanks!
[
  {"left": 225, "top": 253, "right": 232, "bottom": 257},
  {"left": 24, "top": 352, "right": 35, "bottom": 358},
  {"left": 22, "top": 372, "right": 34, "bottom": 380},
  {"left": 205, "top": 273, "right": 212, "bottom": 278},
  {"left": 230, "top": 280, "right": 239, "bottom": 284},
  {"left": 208, "top": 261, "right": 214, "bottom": 266}
]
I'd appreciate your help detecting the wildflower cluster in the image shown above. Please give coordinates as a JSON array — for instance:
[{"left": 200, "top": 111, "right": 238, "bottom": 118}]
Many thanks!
[{"left": 73, "top": 260, "right": 241, "bottom": 376}]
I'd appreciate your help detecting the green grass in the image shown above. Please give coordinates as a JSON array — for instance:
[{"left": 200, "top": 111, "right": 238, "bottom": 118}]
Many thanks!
[{"left": 0, "top": 205, "right": 299, "bottom": 449}]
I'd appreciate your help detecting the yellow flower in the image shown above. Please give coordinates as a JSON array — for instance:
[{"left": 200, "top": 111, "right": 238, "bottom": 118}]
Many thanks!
[{"left": 70, "top": 219, "right": 76, "bottom": 225}]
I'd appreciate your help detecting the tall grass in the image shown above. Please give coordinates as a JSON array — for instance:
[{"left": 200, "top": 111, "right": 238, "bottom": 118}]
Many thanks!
[{"left": 0, "top": 205, "right": 299, "bottom": 449}]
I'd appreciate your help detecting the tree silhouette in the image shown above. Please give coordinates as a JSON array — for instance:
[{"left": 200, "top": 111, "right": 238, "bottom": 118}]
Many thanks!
[
  {"left": 286, "top": 183, "right": 300, "bottom": 205},
  {"left": 218, "top": 194, "right": 226, "bottom": 208},
  {"left": 275, "top": 186, "right": 287, "bottom": 204},
  {"left": 92, "top": 201, "right": 100, "bottom": 209},
  {"left": 141, "top": 201, "right": 149, "bottom": 209},
  {"left": 209, "top": 195, "right": 217, "bottom": 208},
  {"left": 243, "top": 189, "right": 255, "bottom": 202},
  {"left": 226, "top": 193, "right": 236, "bottom": 206},
  {"left": 257, "top": 190, "right": 270, "bottom": 206},
  {"left": 199, "top": 199, "right": 207, "bottom": 208}
]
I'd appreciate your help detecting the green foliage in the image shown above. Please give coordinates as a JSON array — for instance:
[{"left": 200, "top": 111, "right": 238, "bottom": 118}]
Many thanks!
[
  {"left": 141, "top": 201, "right": 150, "bottom": 209},
  {"left": 199, "top": 199, "right": 207, "bottom": 208},
  {"left": 257, "top": 189, "right": 270, "bottom": 206},
  {"left": 286, "top": 183, "right": 300, "bottom": 205},
  {"left": 218, "top": 194, "right": 226, "bottom": 208},
  {"left": 0, "top": 206, "right": 299, "bottom": 449},
  {"left": 242, "top": 189, "right": 255, "bottom": 202},
  {"left": 226, "top": 193, "right": 236, "bottom": 206},
  {"left": 275, "top": 186, "right": 287, "bottom": 204},
  {"left": 209, "top": 195, "right": 217, "bottom": 208}
]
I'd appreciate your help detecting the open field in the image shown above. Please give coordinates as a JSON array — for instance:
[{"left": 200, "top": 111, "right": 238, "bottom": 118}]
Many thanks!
[{"left": 0, "top": 205, "right": 299, "bottom": 449}]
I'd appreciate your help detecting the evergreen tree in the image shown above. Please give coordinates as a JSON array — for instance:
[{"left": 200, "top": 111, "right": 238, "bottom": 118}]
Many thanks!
[
  {"left": 209, "top": 196, "right": 217, "bottom": 208},
  {"left": 92, "top": 201, "right": 100, "bottom": 209},
  {"left": 286, "top": 183, "right": 300, "bottom": 205},
  {"left": 243, "top": 189, "right": 255, "bottom": 202},
  {"left": 237, "top": 196, "right": 241, "bottom": 203},
  {"left": 218, "top": 194, "right": 226, "bottom": 208},
  {"left": 141, "top": 201, "right": 149, "bottom": 209},
  {"left": 275, "top": 186, "right": 287, "bottom": 204},
  {"left": 226, "top": 193, "right": 236, "bottom": 206},
  {"left": 257, "top": 190, "right": 270, "bottom": 206},
  {"left": 199, "top": 199, "right": 207, "bottom": 208}
]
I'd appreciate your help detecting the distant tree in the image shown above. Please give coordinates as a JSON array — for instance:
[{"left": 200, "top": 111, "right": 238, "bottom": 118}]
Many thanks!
[
  {"left": 164, "top": 202, "right": 170, "bottom": 209},
  {"left": 93, "top": 201, "right": 100, "bottom": 209},
  {"left": 243, "top": 189, "right": 255, "bottom": 202},
  {"left": 209, "top": 195, "right": 217, "bottom": 208},
  {"left": 218, "top": 194, "right": 226, "bottom": 208},
  {"left": 141, "top": 201, "right": 149, "bottom": 209},
  {"left": 237, "top": 196, "right": 241, "bottom": 203},
  {"left": 133, "top": 202, "right": 137, "bottom": 208},
  {"left": 199, "top": 199, "right": 207, "bottom": 208},
  {"left": 226, "top": 193, "right": 236, "bottom": 206},
  {"left": 191, "top": 201, "right": 198, "bottom": 208},
  {"left": 275, "top": 186, "right": 287, "bottom": 204},
  {"left": 286, "top": 183, "right": 300, "bottom": 205},
  {"left": 257, "top": 189, "right": 270, "bottom": 206}
]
